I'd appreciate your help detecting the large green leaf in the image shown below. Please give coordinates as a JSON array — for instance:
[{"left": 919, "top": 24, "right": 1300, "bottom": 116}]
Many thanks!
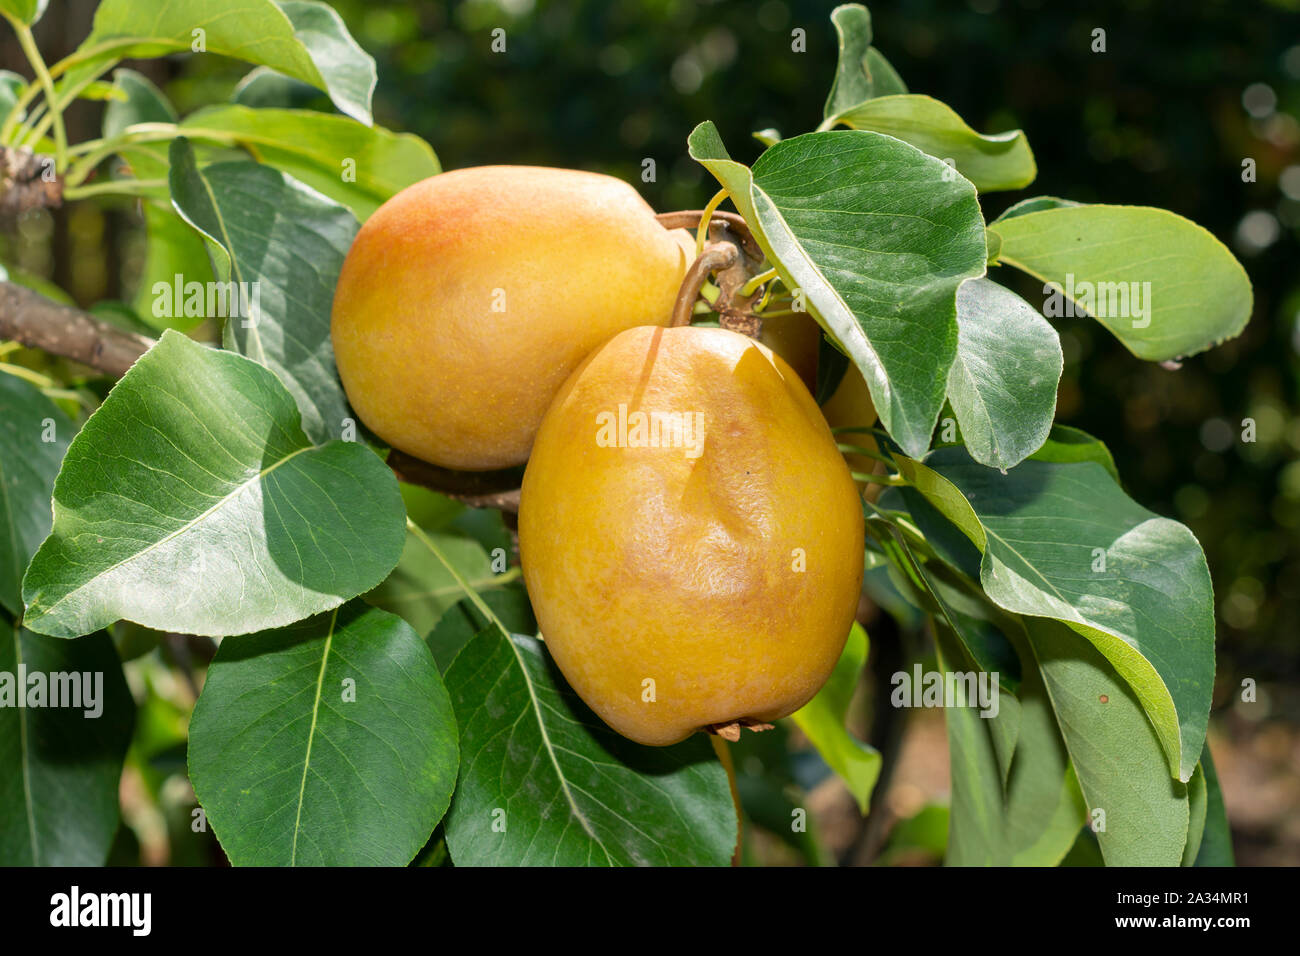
[
  {"left": 0, "top": 373, "right": 72, "bottom": 617},
  {"left": 688, "top": 122, "right": 987, "bottom": 458},
  {"left": 831, "top": 95, "right": 1035, "bottom": 192},
  {"left": 989, "top": 204, "right": 1252, "bottom": 360},
  {"left": 0, "top": 620, "right": 134, "bottom": 865},
  {"left": 179, "top": 105, "right": 439, "bottom": 221},
  {"left": 168, "top": 138, "right": 357, "bottom": 445},
  {"left": 21, "top": 330, "right": 405, "bottom": 639},
  {"left": 444, "top": 629, "right": 736, "bottom": 866},
  {"left": 898, "top": 448, "right": 1214, "bottom": 782},
  {"left": 188, "top": 602, "right": 457, "bottom": 865},
  {"left": 69, "top": 0, "right": 375, "bottom": 124},
  {"left": 1026, "top": 618, "right": 1189, "bottom": 866},
  {"left": 947, "top": 277, "right": 1062, "bottom": 471},
  {"left": 789, "top": 622, "right": 881, "bottom": 813}
]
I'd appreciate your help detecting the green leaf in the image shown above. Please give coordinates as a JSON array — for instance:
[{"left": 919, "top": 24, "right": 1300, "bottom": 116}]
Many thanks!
[
  {"left": 1000, "top": 626, "right": 1087, "bottom": 865},
  {"left": 988, "top": 204, "right": 1252, "bottom": 360},
  {"left": 1028, "top": 424, "right": 1120, "bottom": 482},
  {"left": 789, "top": 622, "right": 881, "bottom": 813},
  {"left": 0, "top": 0, "right": 46, "bottom": 25},
  {"left": 688, "top": 123, "right": 987, "bottom": 458},
  {"left": 935, "top": 625, "right": 1006, "bottom": 866},
  {"left": 1025, "top": 618, "right": 1190, "bottom": 866},
  {"left": 277, "top": 0, "right": 376, "bottom": 124},
  {"left": 1181, "top": 762, "right": 1208, "bottom": 866},
  {"left": 1194, "top": 741, "right": 1234, "bottom": 866},
  {"left": 72, "top": 0, "right": 375, "bottom": 124},
  {"left": 994, "top": 195, "right": 1080, "bottom": 222},
  {"left": 946, "top": 277, "right": 1062, "bottom": 471},
  {"left": 167, "top": 138, "right": 357, "bottom": 445},
  {"left": 179, "top": 105, "right": 440, "bottom": 221},
  {"left": 102, "top": 68, "right": 176, "bottom": 139},
  {"left": 936, "top": 621, "right": 1082, "bottom": 867},
  {"left": 366, "top": 526, "right": 510, "bottom": 642},
  {"left": 0, "top": 620, "right": 134, "bottom": 865},
  {"left": 823, "top": 4, "right": 875, "bottom": 120},
  {"left": 443, "top": 628, "right": 736, "bottom": 866},
  {"left": 913, "top": 554, "right": 1022, "bottom": 693},
  {"left": 863, "top": 47, "right": 907, "bottom": 97},
  {"left": 232, "top": 66, "right": 321, "bottom": 109},
  {"left": 425, "top": 586, "right": 535, "bottom": 671},
  {"left": 132, "top": 203, "right": 215, "bottom": 331},
  {"left": 0, "top": 373, "right": 72, "bottom": 617},
  {"left": 188, "top": 602, "right": 457, "bottom": 865},
  {"left": 21, "top": 330, "right": 405, "bottom": 639},
  {"left": 822, "top": 4, "right": 907, "bottom": 118},
  {"left": 898, "top": 448, "right": 1215, "bottom": 782},
  {"left": 831, "top": 95, "right": 1036, "bottom": 192},
  {"left": 0, "top": 70, "right": 25, "bottom": 122}
]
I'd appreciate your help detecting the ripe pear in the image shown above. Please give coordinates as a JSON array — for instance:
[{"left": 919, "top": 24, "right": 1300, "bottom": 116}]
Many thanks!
[
  {"left": 330, "top": 166, "right": 691, "bottom": 470},
  {"left": 518, "top": 325, "right": 865, "bottom": 746},
  {"left": 819, "top": 360, "right": 882, "bottom": 491},
  {"left": 759, "top": 313, "right": 820, "bottom": 391}
]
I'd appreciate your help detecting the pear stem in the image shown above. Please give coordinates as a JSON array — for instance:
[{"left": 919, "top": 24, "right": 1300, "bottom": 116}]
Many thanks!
[
  {"left": 706, "top": 718, "right": 776, "bottom": 741},
  {"left": 658, "top": 209, "right": 768, "bottom": 338}
]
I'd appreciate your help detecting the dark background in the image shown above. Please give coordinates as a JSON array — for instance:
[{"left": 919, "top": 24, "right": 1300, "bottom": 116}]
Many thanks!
[{"left": 5, "top": 0, "right": 1298, "bottom": 864}]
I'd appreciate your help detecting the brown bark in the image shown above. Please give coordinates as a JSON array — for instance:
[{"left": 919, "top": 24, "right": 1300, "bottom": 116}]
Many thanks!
[{"left": 0, "top": 280, "right": 154, "bottom": 376}]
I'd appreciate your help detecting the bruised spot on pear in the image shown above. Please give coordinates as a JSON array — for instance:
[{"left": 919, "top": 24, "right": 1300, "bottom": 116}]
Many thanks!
[
  {"left": 519, "top": 325, "right": 865, "bottom": 746},
  {"left": 330, "top": 165, "right": 691, "bottom": 471}
]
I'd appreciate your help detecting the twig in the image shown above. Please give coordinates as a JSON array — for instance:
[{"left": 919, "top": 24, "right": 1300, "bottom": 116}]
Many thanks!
[
  {"left": 0, "top": 281, "right": 154, "bottom": 377},
  {"left": 655, "top": 209, "right": 762, "bottom": 260},
  {"left": 386, "top": 448, "right": 523, "bottom": 512}
]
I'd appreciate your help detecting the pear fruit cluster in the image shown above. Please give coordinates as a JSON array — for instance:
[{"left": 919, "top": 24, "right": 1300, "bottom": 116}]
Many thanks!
[{"left": 332, "top": 166, "right": 865, "bottom": 746}]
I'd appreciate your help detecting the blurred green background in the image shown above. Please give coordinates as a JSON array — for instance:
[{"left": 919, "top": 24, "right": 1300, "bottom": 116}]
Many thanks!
[{"left": 5, "top": 0, "right": 1298, "bottom": 864}]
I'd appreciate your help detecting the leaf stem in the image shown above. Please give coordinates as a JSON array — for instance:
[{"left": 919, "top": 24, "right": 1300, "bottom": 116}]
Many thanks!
[
  {"left": 63, "top": 177, "right": 167, "bottom": 201},
  {"left": 19, "top": 60, "right": 117, "bottom": 148},
  {"left": 404, "top": 516, "right": 511, "bottom": 636},
  {"left": 837, "top": 442, "right": 895, "bottom": 466},
  {"left": 850, "top": 470, "right": 905, "bottom": 486},
  {"left": 7, "top": 16, "right": 67, "bottom": 170},
  {"left": 739, "top": 267, "right": 777, "bottom": 298},
  {"left": 695, "top": 187, "right": 729, "bottom": 257}
]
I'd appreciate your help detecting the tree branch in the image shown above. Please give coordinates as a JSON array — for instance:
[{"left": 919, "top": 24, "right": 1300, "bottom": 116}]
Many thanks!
[{"left": 0, "top": 280, "right": 154, "bottom": 377}]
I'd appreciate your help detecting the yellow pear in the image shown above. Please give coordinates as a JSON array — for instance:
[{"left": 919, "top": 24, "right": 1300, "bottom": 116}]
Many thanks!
[
  {"left": 330, "top": 166, "right": 691, "bottom": 470},
  {"left": 518, "top": 325, "right": 864, "bottom": 746},
  {"left": 819, "top": 361, "right": 882, "bottom": 490}
]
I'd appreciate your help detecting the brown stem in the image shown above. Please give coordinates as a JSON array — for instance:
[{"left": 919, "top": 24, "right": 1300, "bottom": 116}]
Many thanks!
[
  {"left": 0, "top": 281, "right": 155, "bottom": 377},
  {"left": 670, "top": 241, "right": 738, "bottom": 329},
  {"left": 386, "top": 448, "right": 524, "bottom": 512},
  {"left": 656, "top": 209, "right": 762, "bottom": 261}
]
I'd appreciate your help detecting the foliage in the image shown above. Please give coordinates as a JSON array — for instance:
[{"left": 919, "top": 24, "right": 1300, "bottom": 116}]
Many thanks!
[{"left": 0, "top": 0, "right": 1254, "bottom": 866}]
